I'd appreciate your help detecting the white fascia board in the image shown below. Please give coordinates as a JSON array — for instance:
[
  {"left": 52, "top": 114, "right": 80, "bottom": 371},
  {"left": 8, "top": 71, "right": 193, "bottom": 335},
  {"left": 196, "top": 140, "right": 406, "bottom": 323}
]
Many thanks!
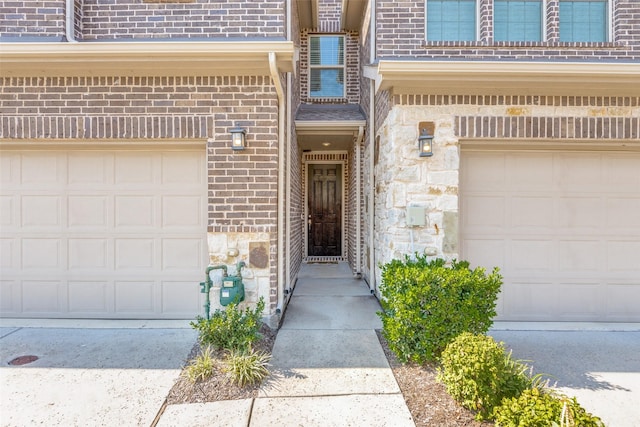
[
  {"left": 376, "top": 60, "right": 640, "bottom": 96},
  {"left": 0, "top": 41, "right": 295, "bottom": 77}
]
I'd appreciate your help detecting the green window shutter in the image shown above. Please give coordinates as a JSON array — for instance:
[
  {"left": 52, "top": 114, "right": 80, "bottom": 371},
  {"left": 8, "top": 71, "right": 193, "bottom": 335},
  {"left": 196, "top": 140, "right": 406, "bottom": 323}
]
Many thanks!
[
  {"left": 494, "top": 0, "right": 542, "bottom": 42},
  {"left": 427, "top": 0, "right": 476, "bottom": 41},
  {"left": 560, "top": 1, "right": 607, "bottom": 42}
]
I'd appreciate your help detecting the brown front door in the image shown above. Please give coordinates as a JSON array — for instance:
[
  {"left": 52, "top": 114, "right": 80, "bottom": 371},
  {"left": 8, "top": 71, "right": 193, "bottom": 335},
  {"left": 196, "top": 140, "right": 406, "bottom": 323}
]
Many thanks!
[{"left": 308, "top": 164, "right": 342, "bottom": 257}]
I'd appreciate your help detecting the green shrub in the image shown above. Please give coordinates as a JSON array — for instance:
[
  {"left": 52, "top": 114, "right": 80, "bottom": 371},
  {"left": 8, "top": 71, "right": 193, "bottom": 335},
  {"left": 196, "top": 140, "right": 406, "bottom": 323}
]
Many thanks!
[
  {"left": 223, "top": 348, "right": 271, "bottom": 387},
  {"left": 493, "top": 387, "right": 605, "bottom": 427},
  {"left": 191, "top": 298, "right": 265, "bottom": 352},
  {"left": 183, "top": 346, "right": 218, "bottom": 383},
  {"left": 378, "top": 256, "right": 502, "bottom": 363},
  {"left": 438, "top": 332, "right": 532, "bottom": 420}
]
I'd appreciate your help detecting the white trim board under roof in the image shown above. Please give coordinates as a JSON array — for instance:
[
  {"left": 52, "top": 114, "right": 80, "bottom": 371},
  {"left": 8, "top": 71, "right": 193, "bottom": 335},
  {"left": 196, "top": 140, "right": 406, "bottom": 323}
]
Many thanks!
[
  {"left": 374, "top": 61, "right": 640, "bottom": 97},
  {"left": 0, "top": 41, "right": 295, "bottom": 77}
]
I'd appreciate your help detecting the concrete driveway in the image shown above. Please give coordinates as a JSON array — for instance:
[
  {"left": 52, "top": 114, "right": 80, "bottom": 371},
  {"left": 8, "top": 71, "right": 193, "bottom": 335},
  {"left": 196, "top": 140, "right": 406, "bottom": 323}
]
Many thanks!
[
  {"left": 0, "top": 320, "right": 196, "bottom": 427},
  {"left": 491, "top": 324, "right": 640, "bottom": 427}
]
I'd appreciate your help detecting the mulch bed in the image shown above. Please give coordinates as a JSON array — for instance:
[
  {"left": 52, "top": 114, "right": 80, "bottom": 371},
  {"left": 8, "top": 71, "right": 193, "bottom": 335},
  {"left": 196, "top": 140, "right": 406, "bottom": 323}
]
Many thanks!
[{"left": 167, "top": 325, "right": 491, "bottom": 426}]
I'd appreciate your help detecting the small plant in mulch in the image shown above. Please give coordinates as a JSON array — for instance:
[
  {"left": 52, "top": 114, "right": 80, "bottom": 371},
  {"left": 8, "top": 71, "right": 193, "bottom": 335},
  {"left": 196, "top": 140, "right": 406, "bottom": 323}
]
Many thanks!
[{"left": 167, "top": 298, "right": 275, "bottom": 403}]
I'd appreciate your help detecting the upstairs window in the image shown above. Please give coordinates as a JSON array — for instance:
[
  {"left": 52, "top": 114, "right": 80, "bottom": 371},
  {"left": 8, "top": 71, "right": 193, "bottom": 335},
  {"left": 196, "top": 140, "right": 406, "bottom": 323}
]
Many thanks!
[
  {"left": 426, "top": 0, "right": 477, "bottom": 41},
  {"left": 309, "top": 35, "right": 345, "bottom": 98},
  {"left": 494, "top": 0, "right": 543, "bottom": 42},
  {"left": 559, "top": 0, "right": 608, "bottom": 42}
]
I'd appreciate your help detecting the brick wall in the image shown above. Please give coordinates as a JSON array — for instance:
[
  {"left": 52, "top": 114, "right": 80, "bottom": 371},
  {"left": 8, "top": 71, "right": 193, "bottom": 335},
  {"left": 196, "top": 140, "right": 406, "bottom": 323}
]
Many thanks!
[
  {"left": 80, "top": 0, "right": 285, "bottom": 39},
  {"left": 0, "top": 0, "right": 65, "bottom": 40},
  {"left": 318, "top": 0, "right": 341, "bottom": 32},
  {"left": 0, "top": 74, "right": 282, "bottom": 314},
  {"left": 299, "top": 30, "right": 360, "bottom": 104},
  {"left": 288, "top": 0, "right": 304, "bottom": 285},
  {"left": 376, "top": 0, "right": 640, "bottom": 60}
]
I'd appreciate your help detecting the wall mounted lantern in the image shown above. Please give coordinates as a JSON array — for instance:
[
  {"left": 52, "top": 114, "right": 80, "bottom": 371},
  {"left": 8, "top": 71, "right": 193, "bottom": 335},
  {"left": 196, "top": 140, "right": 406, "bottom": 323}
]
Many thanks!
[
  {"left": 418, "top": 128, "right": 434, "bottom": 157},
  {"left": 230, "top": 126, "right": 247, "bottom": 150}
]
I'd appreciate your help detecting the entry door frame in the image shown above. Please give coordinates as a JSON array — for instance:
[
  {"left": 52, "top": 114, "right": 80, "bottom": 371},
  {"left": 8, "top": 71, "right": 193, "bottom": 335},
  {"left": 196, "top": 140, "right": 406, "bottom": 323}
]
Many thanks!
[{"left": 302, "top": 151, "right": 348, "bottom": 260}]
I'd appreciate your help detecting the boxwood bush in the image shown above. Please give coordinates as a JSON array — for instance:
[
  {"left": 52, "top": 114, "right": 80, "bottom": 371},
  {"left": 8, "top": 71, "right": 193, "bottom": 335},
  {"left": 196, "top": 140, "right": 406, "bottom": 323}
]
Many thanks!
[
  {"left": 493, "top": 387, "right": 605, "bottom": 427},
  {"left": 438, "top": 332, "right": 532, "bottom": 420},
  {"left": 378, "top": 256, "right": 502, "bottom": 363}
]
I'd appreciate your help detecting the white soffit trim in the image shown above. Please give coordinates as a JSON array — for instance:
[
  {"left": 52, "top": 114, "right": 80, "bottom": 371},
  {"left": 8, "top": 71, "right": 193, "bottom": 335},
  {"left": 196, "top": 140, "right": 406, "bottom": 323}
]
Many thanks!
[
  {"left": 295, "top": 120, "right": 367, "bottom": 135},
  {"left": 0, "top": 41, "right": 295, "bottom": 77},
  {"left": 377, "top": 61, "right": 640, "bottom": 96}
]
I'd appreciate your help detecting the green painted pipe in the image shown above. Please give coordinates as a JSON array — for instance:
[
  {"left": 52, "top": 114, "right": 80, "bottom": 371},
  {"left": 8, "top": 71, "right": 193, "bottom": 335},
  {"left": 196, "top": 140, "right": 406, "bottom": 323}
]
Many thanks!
[{"left": 200, "top": 265, "right": 228, "bottom": 320}]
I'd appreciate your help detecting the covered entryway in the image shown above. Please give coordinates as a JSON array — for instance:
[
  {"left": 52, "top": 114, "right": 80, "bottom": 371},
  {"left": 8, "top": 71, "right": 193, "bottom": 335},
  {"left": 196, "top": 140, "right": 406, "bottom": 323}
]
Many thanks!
[
  {"left": 460, "top": 148, "right": 640, "bottom": 322},
  {"left": 0, "top": 147, "right": 207, "bottom": 318}
]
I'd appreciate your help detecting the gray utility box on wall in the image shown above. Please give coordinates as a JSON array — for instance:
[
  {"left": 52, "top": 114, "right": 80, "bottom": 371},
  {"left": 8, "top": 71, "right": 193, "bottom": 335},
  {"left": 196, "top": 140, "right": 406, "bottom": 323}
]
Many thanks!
[{"left": 406, "top": 206, "right": 426, "bottom": 227}]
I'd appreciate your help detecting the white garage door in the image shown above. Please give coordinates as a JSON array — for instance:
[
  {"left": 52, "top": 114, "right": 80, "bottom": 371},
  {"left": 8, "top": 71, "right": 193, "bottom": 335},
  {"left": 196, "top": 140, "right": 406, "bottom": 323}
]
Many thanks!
[
  {"left": 0, "top": 148, "right": 207, "bottom": 319},
  {"left": 461, "top": 149, "right": 640, "bottom": 322}
]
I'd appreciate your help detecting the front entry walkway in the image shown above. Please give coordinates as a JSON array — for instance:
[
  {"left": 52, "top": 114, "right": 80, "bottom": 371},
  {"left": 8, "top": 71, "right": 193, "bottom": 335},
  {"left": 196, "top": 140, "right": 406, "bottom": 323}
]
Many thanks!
[
  {"left": 159, "top": 262, "right": 415, "bottom": 426},
  {"left": 253, "top": 262, "right": 414, "bottom": 425}
]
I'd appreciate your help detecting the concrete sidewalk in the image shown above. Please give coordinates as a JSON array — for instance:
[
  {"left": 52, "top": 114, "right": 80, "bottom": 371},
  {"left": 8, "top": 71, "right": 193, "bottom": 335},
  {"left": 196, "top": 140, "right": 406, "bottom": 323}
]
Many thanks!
[
  {"left": 490, "top": 327, "right": 640, "bottom": 427},
  {"left": 159, "top": 262, "right": 415, "bottom": 426},
  {"left": 0, "top": 321, "right": 196, "bottom": 427}
]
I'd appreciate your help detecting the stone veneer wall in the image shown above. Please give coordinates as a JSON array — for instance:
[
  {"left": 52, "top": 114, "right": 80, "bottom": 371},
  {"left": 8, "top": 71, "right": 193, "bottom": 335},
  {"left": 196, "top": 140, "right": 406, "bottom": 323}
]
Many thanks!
[{"left": 372, "top": 95, "right": 640, "bottom": 279}]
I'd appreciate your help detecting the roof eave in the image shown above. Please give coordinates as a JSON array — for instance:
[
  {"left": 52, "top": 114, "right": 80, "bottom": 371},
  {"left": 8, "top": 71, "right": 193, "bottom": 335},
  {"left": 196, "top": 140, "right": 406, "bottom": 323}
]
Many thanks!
[
  {"left": 376, "top": 60, "right": 640, "bottom": 97},
  {"left": 0, "top": 41, "right": 295, "bottom": 77}
]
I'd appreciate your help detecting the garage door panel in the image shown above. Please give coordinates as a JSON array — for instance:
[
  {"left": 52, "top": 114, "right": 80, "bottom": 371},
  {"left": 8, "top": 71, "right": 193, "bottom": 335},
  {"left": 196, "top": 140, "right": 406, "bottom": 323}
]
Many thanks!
[
  {"left": 556, "top": 283, "right": 603, "bottom": 319},
  {"left": 464, "top": 239, "right": 506, "bottom": 273},
  {"left": 115, "top": 239, "right": 155, "bottom": 269},
  {"left": 115, "top": 153, "right": 155, "bottom": 185},
  {"left": 68, "top": 196, "right": 109, "bottom": 228},
  {"left": 607, "top": 241, "right": 640, "bottom": 272},
  {"left": 22, "top": 238, "right": 61, "bottom": 269},
  {"left": 22, "top": 196, "right": 61, "bottom": 228},
  {"left": 0, "top": 239, "right": 16, "bottom": 269},
  {"left": 22, "top": 281, "right": 64, "bottom": 313},
  {"left": 115, "top": 196, "right": 156, "bottom": 228},
  {"left": 68, "top": 238, "right": 110, "bottom": 270},
  {"left": 463, "top": 154, "right": 506, "bottom": 190},
  {"left": 0, "top": 281, "right": 17, "bottom": 313},
  {"left": 68, "top": 152, "right": 112, "bottom": 186},
  {"left": 555, "top": 154, "right": 602, "bottom": 189},
  {"left": 1, "top": 196, "right": 14, "bottom": 226},
  {"left": 607, "top": 198, "right": 640, "bottom": 229},
  {"left": 604, "top": 156, "right": 640, "bottom": 189},
  {"left": 510, "top": 154, "right": 554, "bottom": 189},
  {"left": 607, "top": 284, "right": 640, "bottom": 319},
  {"left": 162, "top": 196, "right": 203, "bottom": 228},
  {"left": 558, "top": 240, "right": 600, "bottom": 273},
  {"left": 162, "top": 238, "right": 204, "bottom": 270},
  {"left": 461, "top": 149, "right": 640, "bottom": 322},
  {"left": 68, "top": 281, "right": 111, "bottom": 313},
  {"left": 162, "top": 281, "right": 202, "bottom": 314},
  {"left": 161, "top": 152, "right": 203, "bottom": 185},
  {"left": 511, "top": 197, "right": 553, "bottom": 228},
  {"left": 502, "top": 282, "right": 557, "bottom": 319},
  {"left": 511, "top": 240, "right": 554, "bottom": 271},
  {"left": 556, "top": 197, "right": 603, "bottom": 228},
  {"left": 464, "top": 196, "right": 505, "bottom": 229},
  {"left": 115, "top": 281, "right": 154, "bottom": 313},
  {"left": 21, "top": 153, "right": 62, "bottom": 185}
]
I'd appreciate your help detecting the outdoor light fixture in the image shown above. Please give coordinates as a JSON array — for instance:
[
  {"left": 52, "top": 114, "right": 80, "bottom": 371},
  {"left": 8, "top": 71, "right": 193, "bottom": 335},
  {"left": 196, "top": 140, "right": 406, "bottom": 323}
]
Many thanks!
[
  {"left": 230, "top": 126, "right": 247, "bottom": 150},
  {"left": 418, "top": 128, "right": 434, "bottom": 157}
]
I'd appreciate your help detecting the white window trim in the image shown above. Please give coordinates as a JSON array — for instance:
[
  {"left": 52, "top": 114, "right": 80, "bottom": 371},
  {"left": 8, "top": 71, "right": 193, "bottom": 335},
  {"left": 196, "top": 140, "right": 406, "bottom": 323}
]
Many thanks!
[
  {"left": 308, "top": 34, "right": 346, "bottom": 99},
  {"left": 423, "top": 0, "right": 481, "bottom": 43}
]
